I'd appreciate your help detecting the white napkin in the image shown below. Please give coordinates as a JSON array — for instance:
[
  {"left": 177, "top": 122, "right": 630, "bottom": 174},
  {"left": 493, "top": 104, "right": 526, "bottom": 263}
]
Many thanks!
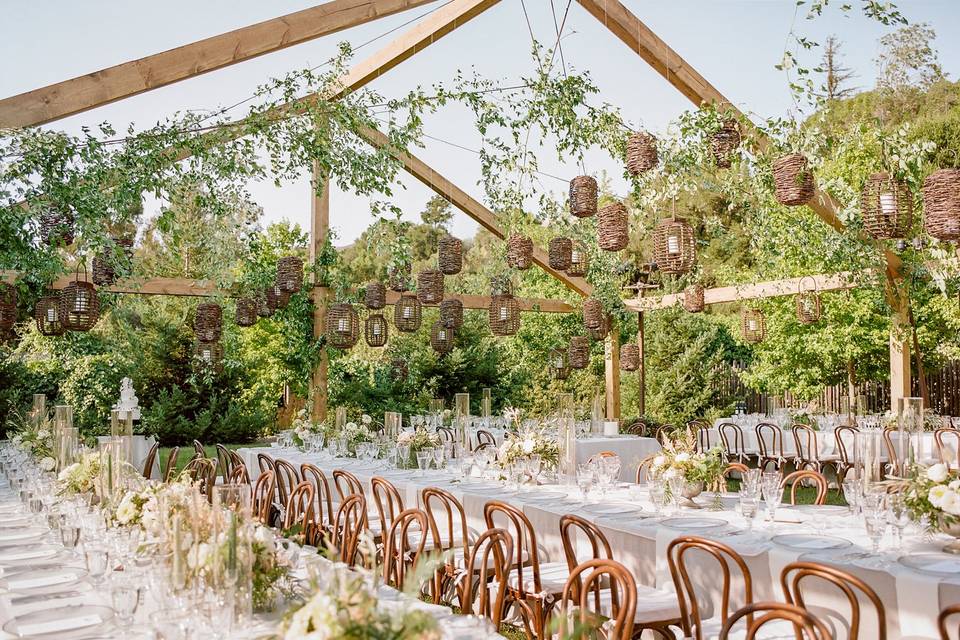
[
  {"left": 17, "top": 613, "right": 102, "bottom": 635},
  {"left": 8, "top": 594, "right": 88, "bottom": 616},
  {"left": 893, "top": 565, "right": 943, "bottom": 638}
]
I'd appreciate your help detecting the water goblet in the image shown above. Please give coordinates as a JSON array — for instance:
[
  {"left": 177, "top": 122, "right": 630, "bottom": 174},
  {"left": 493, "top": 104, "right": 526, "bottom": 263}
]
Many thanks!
[
  {"left": 667, "top": 475, "right": 686, "bottom": 513},
  {"left": 842, "top": 478, "right": 862, "bottom": 516},
  {"left": 432, "top": 446, "right": 445, "bottom": 472},
  {"left": 576, "top": 464, "right": 595, "bottom": 503},
  {"left": 416, "top": 451, "right": 432, "bottom": 476},
  {"left": 84, "top": 545, "right": 110, "bottom": 586},
  {"left": 739, "top": 488, "right": 759, "bottom": 532},
  {"left": 111, "top": 579, "right": 141, "bottom": 627},
  {"left": 761, "top": 481, "right": 784, "bottom": 524},
  {"left": 887, "top": 493, "right": 910, "bottom": 551},
  {"left": 60, "top": 524, "right": 81, "bottom": 550}
]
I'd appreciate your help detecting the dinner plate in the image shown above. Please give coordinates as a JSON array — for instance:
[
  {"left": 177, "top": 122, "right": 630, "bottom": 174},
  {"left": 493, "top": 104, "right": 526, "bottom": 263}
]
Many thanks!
[
  {"left": 0, "top": 567, "right": 88, "bottom": 593},
  {"left": 770, "top": 534, "right": 852, "bottom": 551},
  {"left": 3, "top": 604, "right": 114, "bottom": 639},
  {"left": 788, "top": 505, "right": 848, "bottom": 516},
  {"left": 659, "top": 517, "right": 728, "bottom": 532},
  {"left": 899, "top": 553, "right": 960, "bottom": 576},
  {"left": 461, "top": 483, "right": 499, "bottom": 492},
  {"left": 0, "top": 528, "right": 48, "bottom": 545},
  {"left": 581, "top": 503, "right": 641, "bottom": 516},
  {"left": 524, "top": 491, "right": 568, "bottom": 502},
  {"left": 0, "top": 545, "right": 60, "bottom": 565}
]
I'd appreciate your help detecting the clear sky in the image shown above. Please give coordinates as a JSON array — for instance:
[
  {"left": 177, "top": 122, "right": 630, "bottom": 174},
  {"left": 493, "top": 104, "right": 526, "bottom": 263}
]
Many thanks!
[{"left": 2, "top": 0, "right": 958, "bottom": 246}]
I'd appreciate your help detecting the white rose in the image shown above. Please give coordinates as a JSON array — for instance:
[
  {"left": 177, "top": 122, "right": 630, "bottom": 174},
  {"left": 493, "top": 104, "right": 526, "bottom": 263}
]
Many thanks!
[
  {"left": 361, "top": 414, "right": 372, "bottom": 425},
  {"left": 345, "top": 422, "right": 357, "bottom": 431},
  {"left": 521, "top": 439, "right": 535, "bottom": 454},
  {"left": 116, "top": 493, "right": 137, "bottom": 525},
  {"left": 187, "top": 542, "right": 211, "bottom": 570},
  {"left": 943, "top": 491, "right": 960, "bottom": 517},
  {"left": 927, "top": 463, "right": 949, "bottom": 483},
  {"left": 58, "top": 462, "right": 79, "bottom": 482},
  {"left": 950, "top": 480, "right": 960, "bottom": 491},
  {"left": 652, "top": 455, "right": 667, "bottom": 468},
  {"left": 254, "top": 525, "right": 276, "bottom": 553},
  {"left": 929, "top": 485, "right": 949, "bottom": 508},
  {"left": 675, "top": 452, "right": 691, "bottom": 463},
  {"left": 663, "top": 467, "right": 679, "bottom": 480}
]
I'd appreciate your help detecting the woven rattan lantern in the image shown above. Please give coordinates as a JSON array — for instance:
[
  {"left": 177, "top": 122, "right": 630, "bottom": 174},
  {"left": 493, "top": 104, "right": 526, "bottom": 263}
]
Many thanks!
[
  {"left": 490, "top": 275, "right": 513, "bottom": 297},
  {"left": 0, "top": 283, "right": 16, "bottom": 331},
  {"left": 548, "top": 237, "right": 573, "bottom": 270},
  {"left": 773, "top": 153, "right": 815, "bottom": 206},
  {"left": 711, "top": 119, "right": 741, "bottom": 169},
  {"left": 439, "top": 298, "right": 463, "bottom": 329},
  {"left": 59, "top": 266, "right": 99, "bottom": 332},
  {"left": 194, "top": 302, "right": 223, "bottom": 342},
  {"left": 394, "top": 294, "right": 422, "bottom": 333},
  {"left": 568, "top": 336, "right": 590, "bottom": 369},
  {"left": 923, "top": 169, "right": 960, "bottom": 241},
  {"left": 796, "top": 277, "right": 821, "bottom": 325},
  {"left": 626, "top": 132, "right": 658, "bottom": 176},
  {"left": 489, "top": 292, "right": 520, "bottom": 336},
  {"left": 365, "top": 282, "right": 386, "bottom": 310},
  {"left": 620, "top": 343, "right": 640, "bottom": 372},
  {"left": 326, "top": 303, "right": 360, "bottom": 349},
  {"left": 388, "top": 262, "right": 412, "bottom": 292},
  {"left": 569, "top": 175, "right": 598, "bottom": 218},
  {"left": 430, "top": 321, "right": 455, "bottom": 354},
  {"left": 235, "top": 297, "right": 258, "bottom": 327},
  {"left": 34, "top": 292, "right": 64, "bottom": 336},
  {"left": 567, "top": 241, "right": 589, "bottom": 277},
  {"left": 742, "top": 309, "right": 766, "bottom": 344},
  {"left": 683, "top": 284, "right": 705, "bottom": 313},
  {"left": 861, "top": 172, "right": 913, "bottom": 239},
  {"left": 92, "top": 253, "right": 116, "bottom": 286},
  {"left": 194, "top": 340, "right": 224, "bottom": 371},
  {"left": 586, "top": 315, "right": 609, "bottom": 340},
  {"left": 438, "top": 235, "right": 463, "bottom": 275},
  {"left": 365, "top": 313, "right": 388, "bottom": 347},
  {"left": 507, "top": 234, "right": 533, "bottom": 270},
  {"left": 277, "top": 256, "right": 304, "bottom": 293},
  {"left": 550, "top": 348, "right": 570, "bottom": 380},
  {"left": 417, "top": 269, "right": 444, "bottom": 304},
  {"left": 39, "top": 209, "right": 75, "bottom": 247},
  {"left": 583, "top": 297, "right": 604, "bottom": 330},
  {"left": 598, "top": 202, "right": 629, "bottom": 252},
  {"left": 653, "top": 215, "right": 696, "bottom": 275},
  {"left": 272, "top": 284, "right": 291, "bottom": 310}
]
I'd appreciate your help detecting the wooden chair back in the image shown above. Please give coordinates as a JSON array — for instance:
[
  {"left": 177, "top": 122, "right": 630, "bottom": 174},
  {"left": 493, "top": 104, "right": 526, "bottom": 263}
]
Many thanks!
[
  {"left": 780, "top": 470, "right": 827, "bottom": 505},
  {"left": 476, "top": 429, "right": 497, "bottom": 448},
  {"left": 142, "top": 441, "right": 159, "bottom": 479},
  {"left": 655, "top": 425, "right": 673, "bottom": 445},
  {"left": 283, "top": 481, "right": 316, "bottom": 533},
  {"left": 696, "top": 426, "right": 713, "bottom": 453},
  {"left": 300, "top": 463, "right": 336, "bottom": 533},
  {"left": 437, "top": 427, "right": 454, "bottom": 443},
  {"left": 252, "top": 470, "right": 276, "bottom": 524},
  {"left": 792, "top": 424, "right": 820, "bottom": 465},
  {"left": 371, "top": 476, "right": 405, "bottom": 536},
  {"left": 192, "top": 439, "right": 205, "bottom": 459},
  {"left": 460, "top": 527, "right": 512, "bottom": 627},
  {"left": 333, "top": 493, "right": 368, "bottom": 566},
  {"left": 559, "top": 559, "right": 637, "bottom": 640},
  {"left": 274, "top": 458, "right": 301, "bottom": 510},
  {"left": 781, "top": 561, "right": 886, "bottom": 640},
  {"left": 755, "top": 423, "right": 784, "bottom": 472},
  {"left": 835, "top": 426, "right": 858, "bottom": 466},
  {"left": 936, "top": 428, "right": 960, "bottom": 469},
  {"left": 382, "top": 508, "right": 429, "bottom": 590},
  {"left": 215, "top": 444, "right": 233, "bottom": 481},
  {"left": 484, "top": 500, "right": 545, "bottom": 600},
  {"left": 724, "top": 462, "right": 749, "bottom": 479},
  {"left": 333, "top": 469, "right": 364, "bottom": 501},
  {"left": 257, "top": 452, "right": 276, "bottom": 476},
  {"left": 720, "top": 602, "right": 832, "bottom": 639},
  {"left": 421, "top": 486, "right": 469, "bottom": 555},
  {"left": 718, "top": 423, "right": 745, "bottom": 461},
  {"left": 559, "top": 514, "right": 614, "bottom": 612},
  {"left": 938, "top": 603, "right": 960, "bottom": 640},
  {"left": 182, "top": 457, "right": 217, "bottom": 500},
  {"left": 162, "top": 446, "right": 180, "bottom": 483},
  {"left": 586, "top": 451, "right": 619, "bottom": 465},
  {"left": 228, "top": 463, "right": 250, "bottom": 485},
  {"left": 636, "top": 456, "right": 657, "bottom": 484}
]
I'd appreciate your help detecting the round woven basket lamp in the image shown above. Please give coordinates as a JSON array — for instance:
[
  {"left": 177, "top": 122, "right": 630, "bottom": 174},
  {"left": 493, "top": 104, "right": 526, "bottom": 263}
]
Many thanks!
[
  {"left": 569, "top": 175, "right": 598, "bottom": 218},
  {"left": 326, "top": 303, "right": 360, "bottom": 349},
  {"left": 626, "top": 132, "right": 659, "bottom": 176},
  {"left": 620, "top": 343, "right": 641, "bottom": 372},
  {"left": 489, "top": 293, "right": 520, "bottom": 336},
  {"left": 59, "top": 267, "right": 99, "bottom": 332},
  {"left": 439, "top": 298, "right": 463, "bottom": 329},
  {"left": 394, "top": 294, "right": 422, "bottom": 333},
  {"left": 365, "top": 313, "right": 388, "bottom": 348},
  {"left": 92, "top": 254, "right": 116, "bottom": 286},
  {"left": 34, "top": 292, "right": 64, "bottom": 336},
  {"left": 548, "top": 237, "right": 572, "bottom": 271},
  {"left": 388, "top": 263, "right": 412, "bottom": 292},
  {"left": 586, "top": 315, "right": 609, "bottom": 340},
  {"left": 0, "top": 283, "right": 17, "bottom": 331},
  {"left": 597, "top": 202, "right": 629, "bottom": 252},
  {"left": 277, "top": 256, "right": 304, "bottom": 293},
  {"left": 860, "top": 172, "right": 913, "bottom": 240},
  {"left": 194, "top": 340, "right": 224, "bottom": 371},
  {"left": 365, "top": 282, "right": 386, "bottom": 310},
  {"left": 438, "top": 235, "right": 463, "bottom": 275},
  {"left": 583, "top": 297, "right": 605, "bottom": 329},
  {"left": 235, "top": 297, "right": 258, "bottom": 327},
  {"left": 796, "top": 277, "right": 821, "bottom": 325},
  {"left": 507, "top": 234, "right": 533, "bottom": 270},
  {"left": 272, "top": 284, "right": 291, "bottom": 310},
  {"left": 417, "top": 269, "right": 445, "bottom": 305},
  {"left": 922, "top": 169, "right": 960, "bottom": 241},
  {"left": 431, "top": 321, "right": 455, "bottom": 354},
  {"left": 567, "top": 242, "right": 589, "bottom": 277},
  {"left": 194, "top": 302, "right": 223, "bottom": 342},
  {"left": 741, "top": 309, "right": 766, "bottom": 344},
  {"left": 550, "top": 348, "right": 570, "bottom": 380},
  {"left": 653, "top": 217, "right": 696, "bottom": 274},
  {"left": 683, "top": 284, "right": 705, "bottom": 313},
  {"left": 39, "top": 209, "right": 75, "bottom": 247},
  {"left": 773, "top": 153, "right": 816, "bottom": 206},
  {"left": 568, "top": 336, "right": 590, "bottom": 369},
  {"left": 711, "top": 119, "right": 741, "bottom": 169}
]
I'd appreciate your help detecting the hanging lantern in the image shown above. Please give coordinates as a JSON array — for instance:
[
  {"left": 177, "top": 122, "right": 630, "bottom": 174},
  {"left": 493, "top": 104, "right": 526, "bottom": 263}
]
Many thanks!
[
  {"left": 683, "top": 284, "right": 705, "bottom": 313},
  {"left": 626, "top": 132, "right": 658, "bottom": 176},
  {"left": 277, "top": 256, "right": 304, "bottom": 293},
  {"left": 773, "top": 153, "right": 815, "bottom": 206},
  {"left": 568, "top": 336, "right": 590, "bottom": 369},
  {"left": 569, "top": 176, "right": 598, "bottom": 218},
  {"left": 653, "top": 215, "right": 696, "bottom": 274},
  {"left": 365, "top": 282, "right": 386, "bottom": 309},
  {"left": 0, "top": 283, "right": 17, "bottom": 331},
  {"left": 39, "top": 209, "right": 75, "bottom": 247},
  {"left": 272, "top": 284, "right": 291, "bottom": 310},
  {"left": 710, "top": 119, "right": 741, "bottom": 168},
  {"left": 194, "top": 302, "right": 223, "bottom": 342},
  {"left": 861, "top": 172, "right": 913, "bottom": 240},
  {"left": 548, "top": 237, "right": 573, "bottom": 270},
  {"left": 417, "top": 269, "right": 445, "bottom": 304},
  {"left": 365, "top": 313, "right": 388, "bottom": 347},
  {"left": 59, "top": 265, "right": 99, "bottom": 332},
  {"left": 235, "top": 297, "right": 258, "bottom": 327},
  {"left": 440, "top": 298, "right": 463, "bottom": 329},
  {"left": 34, "top": 291, "right": 64, "bottom": 336},
  {"left": 923, "top": 169, "right": 960, "bottom": 241},
  {"left": 620, "top": 343, "right": 640, "bottom": 372},
  {"left": 567, "top": 241, "right": 589, "bottom": 277},
  {"left": 430, "top": 321, "right": 455, "bottom": 354},
  {"left": 583, "top": 297, "right": 605, "bottom": 329},
  {"left": 194, "top": 340, "right": 224, "bottom": 371},
  {"left": 394, "top": 294, "right": 422, "bottom": 333},
  {"left": 741, "top": 309, "right": 766, "bottom": 344},
  {"left": 597, "top": 202, "right": 629, "bottom": 252},
  {"left": 550, "top": 348, "right": 570, "bottom": 380},
  {"left": 489, "top": 291, "right": 520, "bottom": 336},
  {"left": 586, "top": 314, "right": 609, "bottom": 340},
  {"left": 325, "top": 303, "right": 360, "bottom": 349},
  {"left": 388, "top": 262, "right": 411, "bottom": 292},
  {"left": 438, "top": 235, "right": 463, "bottom": 275},
  {"left": 796, "top": 276, "right": 821, "bottom": 325},
  {"left": 507, "top": 234, "right": 533, "bottom": 270},
  {"left": 92, "top": 253, "right": 116, "bottom": 286}
]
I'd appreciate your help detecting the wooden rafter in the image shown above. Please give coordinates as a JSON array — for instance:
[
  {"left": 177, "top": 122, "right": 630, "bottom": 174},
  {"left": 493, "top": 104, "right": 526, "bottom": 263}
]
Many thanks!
[
  {"left": 0, "top": 0, "right": 440, "bottom": 128},
  {"left": 384, "top": 290, "right": 575, "bottom": 313}
]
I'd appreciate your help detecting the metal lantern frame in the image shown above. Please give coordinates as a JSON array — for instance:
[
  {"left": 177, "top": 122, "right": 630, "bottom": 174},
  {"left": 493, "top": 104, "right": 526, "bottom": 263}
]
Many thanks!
[
  {"left": 326, "top": 303, "right": 360, "bottom": 349},
  {"left": 796, "top": 276, "right": 822, "bottom": 325},
  {"left": 365, "top": 312, "right": 389, "bottom": 347},
  {"left": 742, "top": 308, "right": 766, "bottom": 344},
  {"left": 59, "top": 264, "right": 100, "bottom": 332}
]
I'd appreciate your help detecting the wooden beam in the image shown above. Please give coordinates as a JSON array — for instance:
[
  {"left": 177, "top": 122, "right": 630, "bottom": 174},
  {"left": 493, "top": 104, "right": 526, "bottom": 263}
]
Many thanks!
[
  {"left": 311, "top": 162, "right": 331, "bottom": 421},
  {"left": 383, "top": 290, "right": 575, "bottom": 313},
  {"left": 605, "top": 331, "right": 621, "bottom": 420},
  {"left": 626, "top": 272, "right": 861, "bottom": 311},
  {"left": 636, "top": 310, "right": 645, "bottom": 416},
  {"left": 0, "top": 0, "right": 440, "bottom": 128},
  {"left": 357, "top": 125, "right": 592, "bottom": 297},
  {"left": 49, "top": 275, "right": 221, "bottom": 297}
]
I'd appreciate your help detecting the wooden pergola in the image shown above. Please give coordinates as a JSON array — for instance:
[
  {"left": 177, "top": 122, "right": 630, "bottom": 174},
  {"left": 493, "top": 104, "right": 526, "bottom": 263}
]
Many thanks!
[{"left": 1, "top": 0, "right": 914, "bottom": 419}]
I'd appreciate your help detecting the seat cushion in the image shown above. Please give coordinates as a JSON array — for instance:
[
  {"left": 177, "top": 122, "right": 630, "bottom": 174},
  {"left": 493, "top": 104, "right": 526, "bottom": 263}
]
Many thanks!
[
  {"left": 506, "top": 561, "right": 569, "bottom": 595},
  {"left": 700, "top": 616, "right": 799, "bottom": 640}
]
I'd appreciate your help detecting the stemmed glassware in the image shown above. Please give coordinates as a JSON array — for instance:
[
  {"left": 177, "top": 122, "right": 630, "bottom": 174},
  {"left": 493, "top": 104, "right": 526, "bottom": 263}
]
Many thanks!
[
  {"left": 667, "top": 475, "right": 686, "bottom": 514},
  {"left": 739, "top": 487, "right": 760, "bottom": 532},
  {"left": 416, "top": 451, "right": 432, "bottom": 476},
  {"left": 887, "top": 493, "right": 911, "bottom": 551},
  {"left": 576, "top": 464, "right": 596, "bottom": 503},
  {"left": 760, "top": 472, "right": 783, "bottom": 525},
  {"left": 842, "top": 478, "right": 862, "bottom": 517}
]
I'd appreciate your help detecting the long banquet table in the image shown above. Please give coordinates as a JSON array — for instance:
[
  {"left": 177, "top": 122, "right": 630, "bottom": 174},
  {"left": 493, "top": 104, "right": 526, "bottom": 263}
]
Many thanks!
[{"left": 240, "top": 445, "right": 960, "bottom": 640}]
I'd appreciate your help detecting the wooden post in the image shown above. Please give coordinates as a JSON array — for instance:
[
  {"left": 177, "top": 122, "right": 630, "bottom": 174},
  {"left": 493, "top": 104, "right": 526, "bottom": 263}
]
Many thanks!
[
  {"left": 605, "top": 330, "right": 621, "bottom": 420},
  {"left": 890, "top": 307, "right": 912, "bottom": 412},
  {"left": 637, "top": 310, "right": 645, "bottom": 417},
  {"left": 310, "top": 160, "right": 330, "bottom": 421}
]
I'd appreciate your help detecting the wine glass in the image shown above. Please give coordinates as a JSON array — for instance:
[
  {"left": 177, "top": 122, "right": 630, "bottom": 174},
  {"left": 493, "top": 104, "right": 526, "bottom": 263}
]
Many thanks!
[
  {"left": 887, "top": 493, "right": 910, "bottom": 551},
  {"left": 739, "top": 487, "right": 759, "bottom": 532},
  {"left": 761, "top": 476, "right": 783, "bottom": 524},
  {"left": 416, "top": 451, "right": 432, "bottom": 476},
  {"left": 667, "top": 475, "right": 686, "bottom": 514},
  {"left": 432, "top": 446, "right": 445, "bottom": 472},
  {"left": 842, "top": 478, "right": 862, "bottom": 516},
  {"left": 576, "top": 464, "right": 595, "bottom": 503}
]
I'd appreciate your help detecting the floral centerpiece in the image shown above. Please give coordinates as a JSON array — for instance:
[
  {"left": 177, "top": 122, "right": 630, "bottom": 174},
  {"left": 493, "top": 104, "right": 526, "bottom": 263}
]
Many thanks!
[
  {"left": 7, "top": 409, "right": 56, "bottom": 471},
  {"left": 789, "top": 406, "right": 818, "bottom": 430},
  {"left": 900, "top": 463, "right": 960, "bottom": 552},
  {"left": 396, "top": 428, "right": 441, "bottom": 468},
  {"left": 58, "top": 452, "right": 102, "bottom": 496},
  {"left": 498, "top": 429, "right": 560, "bottom": 470},
  {"left": 291, "top": 409, "right": 331, "bottom": 450},
  {"left": 647, "top": 430, "right": 726, "bottom": 505},
  {"left": 339, "top": 420, "right": 374, "bottom": 456}
]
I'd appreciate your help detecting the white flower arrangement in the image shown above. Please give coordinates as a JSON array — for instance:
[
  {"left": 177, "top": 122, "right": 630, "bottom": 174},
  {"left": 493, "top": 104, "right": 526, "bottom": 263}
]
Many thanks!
[
  {"left": 57, "top": 452, "right": 102, "bottom": 496},
  {"left": 903, "top": 463, "right": 960, "bottom": 525},
  {"left": 647, "top": 431, "right": 725, "bottom": 487},
  {"left": 498, "top": 427, "right": 559, "bottom": 469},
  {"left": 39, "top": 456, "right": 56, "bottom": 472}
]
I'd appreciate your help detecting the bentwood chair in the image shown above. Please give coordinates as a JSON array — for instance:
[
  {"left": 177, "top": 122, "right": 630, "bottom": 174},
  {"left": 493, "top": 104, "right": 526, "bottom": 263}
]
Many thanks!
[
  {"left": 282, "top": 481, "right": 316, "bottom": 538},
  {"left": 256, "top": 453, "right": 279, "bottom": 521},
  {"left": 371, "top": 476, "right": 405, "bottom": 541},
  {"left": 273, "top": 458, "right": 301, "bottom": 516},
  {"left": 938, "top": 603, "right": 960, "bottom": 640},
  {"left": 586, "top": 451, "right": 619, "bottom": 465},
  {"left": 382, "top": 508, "right": 429, "bottom": 590},
  {"left": 192, "top": 439, "right": 206, "bottom": 459},
  {"left": 936, "top": 428, "right": 960, "bottom": 470},
  {"left": 718, "top": 423, "right": 749, "bottom": 464},
  {"left": 437, "top": 427, "right": 454, "bottom": 443},
  {"left": 476, "top": 429, "right": 497, "bottom": 449},
  {"left": 252, "top": 471, "right": 276, "bottom": 524},
  {"left": 300, "top": 463, "right": 337, "bottom": 540},
  {"left": 332, "top": 469, "right": 365, "bottom": 501},
  {"left": 182, "top": 457, "right": 217, "bottom": 501},
  {"left": 422, "top": 487, "right": 471, "bottom": 603},
  {"left": 780, "top": 469, "right": 828, "bottom": 505},
  {"left": 655, "top": 425, "right": 674, "bottom": 446},
  {"left": 720, "top": 602, "right": 832, "bottom": 640},
  {"left": 141, "top": 442, "right": 159, "bottom": 480},
  {"left": 215, "top": 444, "right": 233, "bottom": 482},
  {"left": 558, "top": 559, "right": 637, "bottom": 640},
  {"left": 459, "top": 528, "right": 512, "bottom": 628},
  {"left": 792, "top": 424, "right": 839, "bottom": 476},
  {"left": 333, "top": 493, "right": 368, "bottom": 566},
  {"left": 781, "top": 561, "right": 886, "bottom": 640},
  {"left": 756, "top": 423, "right": 787, "bottom": 473},
  {"left": 834, "top": 425, "right": 859, "bottom": 487},
  {"left": 162, "top": 447, "right": 180, "bottom": 483},
  {"left": 882, "top": 426, "right": 904, "bottom": 477},
  {"left": 228, "top": 463, "right": 250, "bottom": 485},
  {"left": 695, "top": 425, "right": 713, "bottom": 454}
]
